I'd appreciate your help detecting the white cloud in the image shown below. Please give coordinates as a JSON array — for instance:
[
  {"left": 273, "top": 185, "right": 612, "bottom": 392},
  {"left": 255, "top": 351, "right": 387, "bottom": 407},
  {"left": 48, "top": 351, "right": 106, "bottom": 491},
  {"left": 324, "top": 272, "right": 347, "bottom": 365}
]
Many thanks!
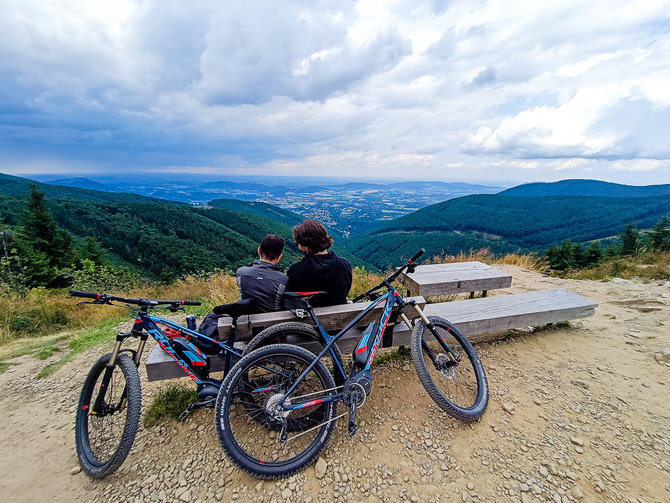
[{"left": 1, "top": 0, "right": 670, "bottom": 185}]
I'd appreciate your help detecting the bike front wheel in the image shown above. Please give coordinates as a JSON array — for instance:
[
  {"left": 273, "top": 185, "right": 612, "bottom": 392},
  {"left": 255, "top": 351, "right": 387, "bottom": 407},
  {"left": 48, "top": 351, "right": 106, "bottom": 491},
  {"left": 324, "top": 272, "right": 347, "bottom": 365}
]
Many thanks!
[
  {"left": 410, "top": 316, "right": 488, "bottom": 421},
  {"left": 75, "top": 352, "right": 142, "bottom": 478},
  {"left": 215, "top": 344, "right": 337, "bottom": 479}
]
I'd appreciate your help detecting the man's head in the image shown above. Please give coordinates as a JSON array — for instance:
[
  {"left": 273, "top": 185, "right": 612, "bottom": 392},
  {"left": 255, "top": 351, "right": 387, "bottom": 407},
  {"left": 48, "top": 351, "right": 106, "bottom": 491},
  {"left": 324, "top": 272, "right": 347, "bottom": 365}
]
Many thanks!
[
  {"left": 292, "top": 219, "right": 333, "bottom": 255},
  {"left": 258, "top": 234, "right": 285, "bottom": 263}
]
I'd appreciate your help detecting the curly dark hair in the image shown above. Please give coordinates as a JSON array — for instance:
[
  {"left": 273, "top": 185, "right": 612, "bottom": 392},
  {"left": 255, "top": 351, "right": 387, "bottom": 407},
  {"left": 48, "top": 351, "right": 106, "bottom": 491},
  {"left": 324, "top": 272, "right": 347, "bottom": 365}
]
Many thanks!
[{"left": 292, "top": 219, "right": 334, "bottom": 255}]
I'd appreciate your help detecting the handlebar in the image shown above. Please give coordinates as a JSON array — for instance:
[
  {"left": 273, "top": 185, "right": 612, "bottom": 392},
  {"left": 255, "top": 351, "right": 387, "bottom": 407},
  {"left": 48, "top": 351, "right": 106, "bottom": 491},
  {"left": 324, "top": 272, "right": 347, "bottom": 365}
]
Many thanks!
[
  {"left": 351, "top": 248, "right": 425, "bottom": 303},
  {"left": 69, "top": 290, "right": 201, "bottom": 308}
]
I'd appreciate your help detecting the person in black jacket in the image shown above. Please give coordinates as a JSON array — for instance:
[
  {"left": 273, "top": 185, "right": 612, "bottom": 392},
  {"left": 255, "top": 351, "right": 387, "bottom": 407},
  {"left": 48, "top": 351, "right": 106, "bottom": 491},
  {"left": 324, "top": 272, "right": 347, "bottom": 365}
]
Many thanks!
[
  {"left": 286, "top": 220, "right": 352, "bottom": 307},
  {"left": 236, "top": 234, "right": 288, "bottom": 313}
]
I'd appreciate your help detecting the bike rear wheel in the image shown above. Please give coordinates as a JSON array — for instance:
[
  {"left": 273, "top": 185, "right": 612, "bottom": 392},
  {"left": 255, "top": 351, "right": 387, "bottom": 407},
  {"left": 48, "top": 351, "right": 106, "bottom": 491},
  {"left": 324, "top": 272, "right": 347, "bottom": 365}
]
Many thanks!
[
  {"left": 215, "top": 344, "right": 337, "bottom": 479},
  {"left": 75, "top": 352, "right": 142, "bottom": 478},
  {"left": 410, "top": 316, "right": 488, "bottom": 421}
]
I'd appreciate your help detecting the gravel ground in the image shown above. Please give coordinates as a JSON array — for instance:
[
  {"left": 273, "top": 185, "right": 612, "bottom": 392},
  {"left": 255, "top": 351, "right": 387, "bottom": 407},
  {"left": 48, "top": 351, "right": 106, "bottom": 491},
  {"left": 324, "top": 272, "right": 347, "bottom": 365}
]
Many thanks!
[{"left": 1, "top": 265, "right": 668, "bottom": 503}]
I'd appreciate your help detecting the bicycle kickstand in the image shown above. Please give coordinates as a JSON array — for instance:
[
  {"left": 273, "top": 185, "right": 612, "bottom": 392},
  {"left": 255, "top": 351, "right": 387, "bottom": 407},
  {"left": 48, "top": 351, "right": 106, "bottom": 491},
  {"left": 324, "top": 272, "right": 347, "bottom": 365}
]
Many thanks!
[{"left": 348, "top": 390, "right": 360, "bottom": 436}]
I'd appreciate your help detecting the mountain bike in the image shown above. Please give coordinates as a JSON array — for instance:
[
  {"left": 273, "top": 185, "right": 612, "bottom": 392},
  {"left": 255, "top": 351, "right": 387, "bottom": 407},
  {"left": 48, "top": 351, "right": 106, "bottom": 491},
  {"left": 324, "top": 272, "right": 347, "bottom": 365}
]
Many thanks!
[
  {"left": 70, "top": 290, "right": 260, "bottom": 479},
  {"left": 214, "top": 249, "right": 489, "bottom": 479}
]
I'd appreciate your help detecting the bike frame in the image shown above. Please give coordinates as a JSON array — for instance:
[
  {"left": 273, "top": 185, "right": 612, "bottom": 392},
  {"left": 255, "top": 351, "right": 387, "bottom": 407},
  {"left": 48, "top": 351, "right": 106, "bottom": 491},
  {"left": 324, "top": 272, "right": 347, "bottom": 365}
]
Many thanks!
[
  {"left": 92, "top": 305, "right": 244, "bottom": 415},
  {"left": 277, "top": 281, "right": 456, "bottom": 412}
]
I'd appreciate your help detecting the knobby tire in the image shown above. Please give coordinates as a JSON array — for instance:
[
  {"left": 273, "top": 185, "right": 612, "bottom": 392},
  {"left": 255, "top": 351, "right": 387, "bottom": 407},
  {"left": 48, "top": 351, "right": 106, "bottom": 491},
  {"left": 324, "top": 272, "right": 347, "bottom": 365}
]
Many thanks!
[
  {"left": 75, "top": 352, "right": 142, "bottom": 478},
  {"left": 410, "top": 316, "right": 488, "bottom": 421},
  {"left": 215, "top": 344, "right": 337, "bottom": 479}
]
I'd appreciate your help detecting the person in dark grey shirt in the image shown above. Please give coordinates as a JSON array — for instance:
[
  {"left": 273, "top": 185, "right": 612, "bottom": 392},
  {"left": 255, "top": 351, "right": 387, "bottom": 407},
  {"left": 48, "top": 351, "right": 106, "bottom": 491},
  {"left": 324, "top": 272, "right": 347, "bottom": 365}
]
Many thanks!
[{"left": 236, "top": 234, "right": 288, "bottom": 313}]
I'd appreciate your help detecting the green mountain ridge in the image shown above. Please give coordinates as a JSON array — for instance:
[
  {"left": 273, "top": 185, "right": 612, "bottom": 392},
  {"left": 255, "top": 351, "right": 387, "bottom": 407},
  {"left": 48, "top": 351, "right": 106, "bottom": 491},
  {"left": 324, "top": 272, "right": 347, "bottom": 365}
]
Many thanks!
[
  {"left": 501, "top": 179, "right": 670, "bottom": 198},
  {"left": 345, "top": 192, "right": 670, "bottom": 268}
]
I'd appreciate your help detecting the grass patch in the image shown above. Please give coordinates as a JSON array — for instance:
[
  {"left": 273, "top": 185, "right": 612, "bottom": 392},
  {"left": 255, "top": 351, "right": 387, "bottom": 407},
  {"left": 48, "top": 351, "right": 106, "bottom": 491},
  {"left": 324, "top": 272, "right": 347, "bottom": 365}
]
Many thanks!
[
  {"left": 374, "top": 345, "right": 412, "bottom": 366},
  {"left": 561, "top": 251, "right": 670, "bottom": 281},
  {"left": 0, "top": 334, "right": 67, "bottom": 361},
  {"left": 0, "top": 361, "right": 19, "bottom": 374},
  {"left": 37, "top": 316, "right": 123, "bottom": 378},
  {"left": 535, "top": 321, "right": 572, "bottom": 332},
  {"left": 428, "top": 249, "right": 548, "bottom": 273},
  {"left": 143, "top": 385, "right": 199, "bottom": 428}
]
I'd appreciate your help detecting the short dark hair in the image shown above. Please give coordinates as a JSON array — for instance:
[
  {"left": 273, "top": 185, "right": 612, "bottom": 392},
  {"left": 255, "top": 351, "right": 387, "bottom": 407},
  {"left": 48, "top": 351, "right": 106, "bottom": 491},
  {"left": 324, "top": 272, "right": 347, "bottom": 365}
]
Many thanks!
[
  {"left": 293, "top": 219, "right": 334, "bottom": 254},
  {"left": 259, "top": 234, "right": 285, "bottom": 261}
]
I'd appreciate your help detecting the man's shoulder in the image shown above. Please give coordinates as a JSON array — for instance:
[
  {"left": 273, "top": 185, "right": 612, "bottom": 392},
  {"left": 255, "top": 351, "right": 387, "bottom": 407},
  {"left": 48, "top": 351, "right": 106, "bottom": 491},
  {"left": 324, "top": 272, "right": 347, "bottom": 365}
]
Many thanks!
[{"left": 236, "top": 264, "right": 255, "bottom": 277}]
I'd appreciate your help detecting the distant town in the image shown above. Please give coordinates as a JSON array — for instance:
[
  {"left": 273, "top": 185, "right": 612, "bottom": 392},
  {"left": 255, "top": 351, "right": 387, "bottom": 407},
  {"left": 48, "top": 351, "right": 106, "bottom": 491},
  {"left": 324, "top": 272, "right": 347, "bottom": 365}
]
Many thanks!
[{"left": 34, "top": 176, "right": 505, "bottom": 237}]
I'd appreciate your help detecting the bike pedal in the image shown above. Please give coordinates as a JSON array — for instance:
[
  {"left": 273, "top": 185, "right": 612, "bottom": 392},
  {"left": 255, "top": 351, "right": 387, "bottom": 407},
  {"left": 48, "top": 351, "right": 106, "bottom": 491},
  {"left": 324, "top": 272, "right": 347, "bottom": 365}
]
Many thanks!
[{"left": 348, "top": 423, "right": 359, "bottom": 436}]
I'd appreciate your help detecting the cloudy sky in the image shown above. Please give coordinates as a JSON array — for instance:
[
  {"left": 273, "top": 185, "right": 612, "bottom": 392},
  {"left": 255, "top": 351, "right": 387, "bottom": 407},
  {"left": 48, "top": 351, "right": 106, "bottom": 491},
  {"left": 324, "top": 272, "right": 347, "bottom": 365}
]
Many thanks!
[{"left": 1, "top": 0, "right": 669, "bottom": 185}]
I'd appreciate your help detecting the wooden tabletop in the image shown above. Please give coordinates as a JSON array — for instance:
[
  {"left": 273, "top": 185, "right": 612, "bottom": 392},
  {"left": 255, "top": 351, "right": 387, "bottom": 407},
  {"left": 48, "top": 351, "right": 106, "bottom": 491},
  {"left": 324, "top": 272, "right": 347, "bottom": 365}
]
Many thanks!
[{"left": 397, "top": 261, "right": 512, "bottom": 297}]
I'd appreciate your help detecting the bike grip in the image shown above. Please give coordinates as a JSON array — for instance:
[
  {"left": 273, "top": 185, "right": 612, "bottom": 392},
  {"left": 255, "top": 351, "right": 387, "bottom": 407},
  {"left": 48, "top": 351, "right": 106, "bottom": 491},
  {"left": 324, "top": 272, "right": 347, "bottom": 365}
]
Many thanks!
[
  {"left": 351, "top": 293, "right": 366, "bottom": 303},
  {"left": 182, "top": 300, "right": 201, "bottom": 306},
  {"left": 69, "top": 290, "right": 100, "bottom": 299},
  {"left": 409, "top": 248, "right": 425, "bottom": 263}
]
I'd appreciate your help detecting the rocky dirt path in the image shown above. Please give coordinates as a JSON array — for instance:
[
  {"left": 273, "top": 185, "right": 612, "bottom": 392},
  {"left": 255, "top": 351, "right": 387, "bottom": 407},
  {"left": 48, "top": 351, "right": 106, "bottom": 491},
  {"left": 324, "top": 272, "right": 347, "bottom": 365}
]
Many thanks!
[{"left": 1, "top": 266, "right": 668, "bottom": 503}]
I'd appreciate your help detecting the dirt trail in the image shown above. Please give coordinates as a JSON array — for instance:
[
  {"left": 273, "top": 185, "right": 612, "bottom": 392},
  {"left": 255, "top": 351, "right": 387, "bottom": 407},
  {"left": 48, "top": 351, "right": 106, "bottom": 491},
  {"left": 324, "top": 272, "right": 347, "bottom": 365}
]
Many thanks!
[{"left": 1, "top": 266, "right": 668, "bottom": 503}]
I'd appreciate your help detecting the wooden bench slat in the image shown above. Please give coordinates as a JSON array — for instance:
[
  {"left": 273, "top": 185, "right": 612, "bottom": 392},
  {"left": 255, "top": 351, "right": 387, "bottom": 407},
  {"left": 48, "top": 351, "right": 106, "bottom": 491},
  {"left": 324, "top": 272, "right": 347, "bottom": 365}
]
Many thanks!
[
  {"left": 397, "top": 261, "right": 512, "bottom": 297},
  {"left": 217, "top": 296, "right": 427, "bottom": 341},
  {"left": 145, "top": 288, "right": 597, "bottom": 381},
  {"left": 388, "top": 288, "right": 597, "bottom": 346}
]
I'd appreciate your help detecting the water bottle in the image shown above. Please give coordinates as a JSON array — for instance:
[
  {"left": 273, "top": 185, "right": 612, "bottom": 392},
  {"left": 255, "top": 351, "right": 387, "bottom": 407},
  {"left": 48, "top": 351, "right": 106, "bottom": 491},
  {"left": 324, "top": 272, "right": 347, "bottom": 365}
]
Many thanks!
[{"left": 186, "top": 316, "right": 197, "bottom": 330}]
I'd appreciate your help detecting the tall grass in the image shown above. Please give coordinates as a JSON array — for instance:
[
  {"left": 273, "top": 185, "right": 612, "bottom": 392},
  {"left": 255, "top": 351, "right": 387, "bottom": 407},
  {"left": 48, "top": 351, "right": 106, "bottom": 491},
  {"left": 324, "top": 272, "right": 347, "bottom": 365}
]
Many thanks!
[
  {"left": 0, "top": 251, "right": 544, "bottom": 345},
  {"left": 0, "top": 272, "right": 241, "bottom": 344},
  {"left": 563, "top": 250, "right": 670, "bottom": 281},
  {"left": 427, "top": 249, "right": 547, "bottom": 272}
]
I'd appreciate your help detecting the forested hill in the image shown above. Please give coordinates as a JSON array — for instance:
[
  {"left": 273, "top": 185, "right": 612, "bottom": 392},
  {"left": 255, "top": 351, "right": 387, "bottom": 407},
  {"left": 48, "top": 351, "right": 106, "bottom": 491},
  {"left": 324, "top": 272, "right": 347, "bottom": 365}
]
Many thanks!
[
  {"left": 208, "top": 199, "right": 349, "bottom": 241},
  {"left": 209, "top": 199, "right": 304, "bottom": 228},
  {"left": 0, "top": 172, "right": 181, "bottom": 205},
  {"left": 0, "top": 173, "right": 372, "bottom": 278},
  {"left": 345, "top": 193, "right": 670, "bottom": 269},
  {"left": 500, "top": 179, "right": 670, "bottom": 198}
]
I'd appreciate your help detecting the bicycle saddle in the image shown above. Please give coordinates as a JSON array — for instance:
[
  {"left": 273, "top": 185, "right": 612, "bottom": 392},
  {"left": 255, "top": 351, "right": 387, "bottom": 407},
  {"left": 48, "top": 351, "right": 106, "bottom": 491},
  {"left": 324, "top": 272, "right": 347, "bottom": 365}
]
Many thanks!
[
  {"left": 283, "top": 291, "right": 327, "bottom": 298},
  {"left": 212, "top": 298, "right": 256, "bottom": 318}
]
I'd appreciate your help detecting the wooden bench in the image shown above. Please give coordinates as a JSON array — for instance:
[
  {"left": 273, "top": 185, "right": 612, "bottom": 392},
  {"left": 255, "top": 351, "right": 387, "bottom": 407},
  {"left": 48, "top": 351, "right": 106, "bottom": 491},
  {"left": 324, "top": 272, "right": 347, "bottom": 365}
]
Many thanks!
[
  {"left": 145, "top": 289, "right": 597, "bottom": 381},
  {"left": 397, "top": 261, "right": 512, "bottom": 298},
  {"left": 145, "top": 297, "right": 426, "bottom": 381}
]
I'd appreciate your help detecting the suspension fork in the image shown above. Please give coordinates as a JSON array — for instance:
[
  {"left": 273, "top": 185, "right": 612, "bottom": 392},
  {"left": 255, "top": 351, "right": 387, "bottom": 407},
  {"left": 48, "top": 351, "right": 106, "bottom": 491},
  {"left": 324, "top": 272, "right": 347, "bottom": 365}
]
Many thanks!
[{"left": 91, "top": 330, "right": 142, "bottom": 415}]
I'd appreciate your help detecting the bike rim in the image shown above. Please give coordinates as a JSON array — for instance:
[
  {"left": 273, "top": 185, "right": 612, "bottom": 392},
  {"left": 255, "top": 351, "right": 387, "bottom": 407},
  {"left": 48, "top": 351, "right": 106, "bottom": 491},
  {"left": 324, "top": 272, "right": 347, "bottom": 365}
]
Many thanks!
[
  {"left": 224, "top": 352, "right": 335, "bottom": 468},
  {"left": 78, "top": 365, "right": 129, "bottom": 467},
  {"left": 421, "top": 327, "right": 483, "bottom": 410}
]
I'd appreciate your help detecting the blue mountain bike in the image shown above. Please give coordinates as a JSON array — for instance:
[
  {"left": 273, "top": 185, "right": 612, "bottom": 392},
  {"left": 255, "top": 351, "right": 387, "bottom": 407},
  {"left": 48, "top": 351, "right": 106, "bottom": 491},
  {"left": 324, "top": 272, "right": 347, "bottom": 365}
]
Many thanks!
[
  {"left": 214, "top": 249, "right": 489, "bottom": 479},
  {"left": 69, "top": 290, "right": 259, "bottom": 479}
]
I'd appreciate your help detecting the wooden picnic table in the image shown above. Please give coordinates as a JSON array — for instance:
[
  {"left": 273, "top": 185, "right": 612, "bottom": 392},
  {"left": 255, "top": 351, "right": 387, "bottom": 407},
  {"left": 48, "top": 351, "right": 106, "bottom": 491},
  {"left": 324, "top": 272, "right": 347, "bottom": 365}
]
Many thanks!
[{"left": 397, "top": 261, "right": 512, "bottom": 298}]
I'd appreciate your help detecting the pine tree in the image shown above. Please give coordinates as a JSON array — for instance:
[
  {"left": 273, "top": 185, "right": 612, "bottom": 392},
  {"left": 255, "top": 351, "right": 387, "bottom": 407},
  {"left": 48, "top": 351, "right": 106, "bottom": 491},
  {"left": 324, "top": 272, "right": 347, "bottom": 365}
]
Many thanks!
[
  {"left": 620, "top": 223, "right": 643, "bottom": 257},
  {"left": 79, "top": 235, "right": 107, "bottom": 265},
  {"left": 14, "top": 184, "right": 74, "bottom": 287},
  {"left": 650, "top": 216, "right": 669, "bottom": 251},
  {"left": 583, "top": 241, "right": 603, "bottom": 267}
]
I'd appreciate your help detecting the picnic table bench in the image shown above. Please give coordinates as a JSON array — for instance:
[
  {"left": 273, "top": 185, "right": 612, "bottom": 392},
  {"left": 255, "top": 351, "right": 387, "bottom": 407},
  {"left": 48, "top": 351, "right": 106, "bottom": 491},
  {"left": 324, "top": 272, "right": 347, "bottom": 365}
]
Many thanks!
[
  {"left": 145, "top": 263, "right": 597, "bottom": 381},
  {"left": 397, "top": 261, "right": 512, "bottom": 298}
]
